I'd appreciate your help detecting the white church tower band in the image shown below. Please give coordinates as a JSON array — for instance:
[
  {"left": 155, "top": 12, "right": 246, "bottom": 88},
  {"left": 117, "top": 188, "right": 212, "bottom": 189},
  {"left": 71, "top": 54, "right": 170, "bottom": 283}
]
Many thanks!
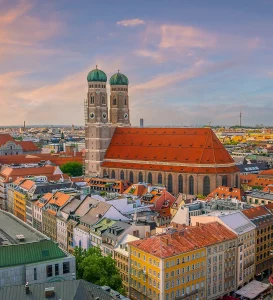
[{"left": 84, "top": 67, "right": 130, "bottom": 177}]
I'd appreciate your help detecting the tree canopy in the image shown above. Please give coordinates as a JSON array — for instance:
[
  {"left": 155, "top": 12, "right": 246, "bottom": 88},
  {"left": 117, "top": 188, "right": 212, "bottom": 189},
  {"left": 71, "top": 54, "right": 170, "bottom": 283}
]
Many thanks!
[
  {"left": 60, "top": 161, "right": 83, "bottom": 176},
  {"left": 74, "top": 246, "right": 124, "bottom": 294}
]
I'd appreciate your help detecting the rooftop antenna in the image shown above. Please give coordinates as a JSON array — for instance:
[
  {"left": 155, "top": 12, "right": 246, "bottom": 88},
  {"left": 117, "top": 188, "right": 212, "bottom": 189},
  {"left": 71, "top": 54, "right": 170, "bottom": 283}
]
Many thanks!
[{"left": 239, "top": 107, "right": 242, "bottom": 128}]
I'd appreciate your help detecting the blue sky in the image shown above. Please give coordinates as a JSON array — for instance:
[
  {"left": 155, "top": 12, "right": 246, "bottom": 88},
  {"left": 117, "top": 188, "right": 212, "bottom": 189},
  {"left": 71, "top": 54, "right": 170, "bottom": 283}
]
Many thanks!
[{"left": 1, "top": 0, "right": 273, "bottom": 126}]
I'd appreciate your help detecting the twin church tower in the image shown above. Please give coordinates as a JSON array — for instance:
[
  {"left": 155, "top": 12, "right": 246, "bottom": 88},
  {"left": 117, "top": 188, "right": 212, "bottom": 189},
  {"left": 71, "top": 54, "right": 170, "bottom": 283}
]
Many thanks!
[{"left": 84, "top": 67, "right": 130, "bottom": 176}]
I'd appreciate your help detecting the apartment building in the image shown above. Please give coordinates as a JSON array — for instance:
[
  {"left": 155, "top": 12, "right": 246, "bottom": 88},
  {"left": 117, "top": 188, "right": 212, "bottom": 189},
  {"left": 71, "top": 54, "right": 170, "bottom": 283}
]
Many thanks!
[
  {"left": 191, "top": 211, "right": 256, "bottom": 288},
  {"left": 129, "top": 222, "right": 237, "bottom": 300},
  {"left": 242, "top": 204, "right": 273, "bottom": 278}
]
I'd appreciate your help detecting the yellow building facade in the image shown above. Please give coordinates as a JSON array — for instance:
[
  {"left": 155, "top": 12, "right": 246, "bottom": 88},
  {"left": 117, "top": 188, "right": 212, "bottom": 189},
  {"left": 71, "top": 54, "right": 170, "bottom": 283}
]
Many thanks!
[
  {"left": 13, "top": 190, "right": 26, "bottom": 222},
  {"left": 129, "top": 245, "right": 206, "bottom": 300}
]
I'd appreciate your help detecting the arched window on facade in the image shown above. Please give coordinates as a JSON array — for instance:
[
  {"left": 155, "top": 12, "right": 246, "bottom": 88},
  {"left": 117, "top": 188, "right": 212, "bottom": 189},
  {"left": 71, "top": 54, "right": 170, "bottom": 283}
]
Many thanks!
[
  {"left": 129, "top": 171, "right": 134, "bottom": 183},
  {"left": 138, "top": 172, "right": 143, "bottom": 182},
  {"left": 222, "top": 175, "right": 228, "bottom": 187},
  {"left": 178, "top": 175, "right": 183, "bottom": 193},
  {"left": 113, "top": 98, "right": 117, "bottom": 105},
  {"left": 158, "top": 173, "right": 163, "bottom": 184},
  {"left": 235, "top": 174, "right": 239, "bottom": 188},
  {"left": 111, "top": 170, "right": 115, "bottom": 179},
  {"left": 101, "top": 96, "right": 105, "bottom": 105},
  {"left": 103, "top": 169, "right": 107, "bottom": 178},
  {"left": 203, "top": 176, "right": 210, "bottom": 196},
  {"left": 120, "top": 170, "right": 124, "bottom": 180},
  {"left": 189, "top": 176, "right": 194, "bottom": 195},
  {"left": 124, "top": 98, "right": 127, "bottom": 105},
  {"left": 90, "top": 95, "right": 94, "bottom": 104},
  {"left": 167, "top": 174, "right": 173, "bottom": 193},
  {"left": 148, "top": 172, "right": 152, "bottom": 184}
]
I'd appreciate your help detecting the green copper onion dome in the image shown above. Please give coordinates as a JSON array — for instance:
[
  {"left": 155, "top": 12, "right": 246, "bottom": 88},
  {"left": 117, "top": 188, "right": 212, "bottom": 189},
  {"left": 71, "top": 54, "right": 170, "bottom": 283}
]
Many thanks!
[
  {"left": 109, "top": 71, "right": 129, "bottom": 85},
  {"left": 87, "top": 66, "right": 107, "bottom": 82}
]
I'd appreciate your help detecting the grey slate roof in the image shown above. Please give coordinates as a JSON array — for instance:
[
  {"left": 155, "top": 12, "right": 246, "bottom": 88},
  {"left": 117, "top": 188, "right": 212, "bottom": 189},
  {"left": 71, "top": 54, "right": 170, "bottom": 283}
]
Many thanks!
[
  {"left": 102, "top": 221, "right": 131, "bottom": 241},
  {"left": 0, "top": 280, "right": 114, "bottom": 300}
]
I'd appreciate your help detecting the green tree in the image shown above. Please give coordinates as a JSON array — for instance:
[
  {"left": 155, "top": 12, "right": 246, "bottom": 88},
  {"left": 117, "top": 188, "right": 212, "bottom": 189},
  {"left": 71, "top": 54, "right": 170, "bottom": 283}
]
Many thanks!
[
  {"left": 60, "top": 161, "right": 83, "bottom": 176},
  {"left": 74, "top": 246, "right": 124, "bottom": 294}
]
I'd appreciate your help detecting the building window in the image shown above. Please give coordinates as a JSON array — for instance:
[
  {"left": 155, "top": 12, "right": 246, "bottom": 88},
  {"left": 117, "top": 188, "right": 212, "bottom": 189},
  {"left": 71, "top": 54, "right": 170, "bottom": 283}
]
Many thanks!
[
  {"left": 167, "top": 174, "right": 173, "bottom": 193},
  {"left": 203, "top": 176, "right": 210, "bottom": 196},
  {"left": 101, "top": 96, "right": 105, "bottom": 105},
  {"left": 124, "top": 98, "right": 127, "bottom": 105},
  {"left": 113, "top": 98, "right": 117, "bottom": 105},
  {"left": 55, "top": 264, "right": 59, "bottom": 276},
  {"left": 189, "top": 176, "right": 194, "bottom": 195},
  {"left": 90, "top": 95, "right": 94, "bottom": 104},
  {"left": 158, "top": 173, "right": 163, "bottom": 184},
  {"left": 178, "top": 175, "right": 183, "bottom": 193},
  {"left": 222, "top": 175, "right": 228, "bottom": 186},
  {"left": 120, "top": 170, "right": 125, "bottom": 180},
  {"left": 46, "top": 265, "right": 53, "bottom": 277},
  {"left": 235, "top": 174, "right": 239, "bottom": 188},
  {"left": 103, "top": 169, "right": 107, "bottom": 177},
  {"left": 111, "top": 170, "right": 115, "bottom": 179},
  {"left": 138, "top": 172, "right": 143, "bottom": 182},
  {"left": 63, "top": 262, "right": 70, "bottom": 274},
  {"left": 34, "top": 268, "right": 37, "bottom": 280},
  {"left": 148, "top": 172, "right": 152, "bottom": 184},
  {"left": 129, "top": 171, "right": 134, "bottom": 183}
]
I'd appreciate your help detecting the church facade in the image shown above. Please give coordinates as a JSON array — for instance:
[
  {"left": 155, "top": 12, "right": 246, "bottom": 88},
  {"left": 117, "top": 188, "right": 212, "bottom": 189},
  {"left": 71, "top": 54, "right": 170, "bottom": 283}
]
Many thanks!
[{"left": 84, "top": 67, "right": 239, "bottom": 196}]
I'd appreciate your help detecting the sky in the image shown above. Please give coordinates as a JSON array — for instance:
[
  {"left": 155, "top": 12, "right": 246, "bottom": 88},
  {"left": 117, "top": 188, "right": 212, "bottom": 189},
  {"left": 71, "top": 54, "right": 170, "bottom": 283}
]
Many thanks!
[{"left": 1, "top": 0, "right": 273, "bottom": 127}]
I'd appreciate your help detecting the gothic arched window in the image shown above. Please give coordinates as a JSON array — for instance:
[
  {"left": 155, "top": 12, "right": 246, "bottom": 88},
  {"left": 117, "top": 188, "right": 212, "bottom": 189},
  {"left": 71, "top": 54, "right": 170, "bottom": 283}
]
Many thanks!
[
  {"left": 189, "top": 176, "right": 194, "bottom": 195},
  {"left": 138, "top": 172, "right": 143, "bottom": 182},
  {"left": 120, "top": 170, "right": 124, "bottom": 180},
  {"left": 203, "top": 176, "right": 210, "bottom": 196},
  {"left": 111, "top": 170, "right": 115, "bottom": 179},
  {"left": 167, "top": 174, "right": 173, "bottom": 193},
  {"left": 158, "top": 173, "right": 163, "bottom": 184},
  {"left": 101, "top": 96, "right": 105, "bottom": 105},
  {"left": 124, "top": 98, "right": 127, "bottom": 105},
  {"left": 235, "top": 174, "right": 239, "bottom": 188},
  {"left": 222, "top": 175, "right": 228, "bottom": 187},
  {"left": 129, "top": 171, "right": 134, "bottom": 183},
  {"left": 147, "top": 172, "right": 152, "bottom": 184},
  {"left": 90, "top": 95, "right": 94, "bottom": 104},
  {"left": 178, "top": 175, "right": 183, "bottom": 193},
  {"left": 113, "top": 98, "right": 117, "bottom": 105}
]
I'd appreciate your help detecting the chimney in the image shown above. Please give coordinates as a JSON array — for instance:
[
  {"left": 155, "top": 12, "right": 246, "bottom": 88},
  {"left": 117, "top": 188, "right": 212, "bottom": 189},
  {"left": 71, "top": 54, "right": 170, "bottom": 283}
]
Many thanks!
[
  {"left": 25, "top": 282, "right": 30, "bottom": 294},
  {"left": 45, "top": 287, "right": 55, "bottom": 298},
  {"left": 196, "top": 222, "right": 200, "bottom": 227}
]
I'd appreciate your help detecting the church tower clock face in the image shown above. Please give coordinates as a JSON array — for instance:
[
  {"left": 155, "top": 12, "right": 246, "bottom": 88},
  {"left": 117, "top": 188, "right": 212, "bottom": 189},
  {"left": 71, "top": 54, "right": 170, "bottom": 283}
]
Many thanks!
[
  {"left": 124, "top": 113, "right": 128, "bottom": 119},
  {"left": 102, "top": 112, "right": 107, "bottom": 119},
  {"left": 90, "top": 112, "right": 95, "bottom": 119}
]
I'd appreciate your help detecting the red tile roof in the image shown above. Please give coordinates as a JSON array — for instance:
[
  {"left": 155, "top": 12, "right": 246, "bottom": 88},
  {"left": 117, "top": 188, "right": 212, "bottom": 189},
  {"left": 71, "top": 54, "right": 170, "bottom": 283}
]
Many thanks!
[
  {"left": 0, "top": 153, "right": 83, "bottom": 166},
  {"left": 206, "top": 186, "right": 245, "bottom": 201},
  {"left": 242, "top": 206, "right": 269, "bottom": 219},
  {"left": 102, "top": 128, "right": 237, "bottom": 173},
  {"left": 0, "top": 134, "right": 14, "bottom": 146},
  {"left": 16, "top": 141, "right": 39, "bottom": 151},
  {"left": 130, "top": 222, "right": 237, "bottom": 258}
]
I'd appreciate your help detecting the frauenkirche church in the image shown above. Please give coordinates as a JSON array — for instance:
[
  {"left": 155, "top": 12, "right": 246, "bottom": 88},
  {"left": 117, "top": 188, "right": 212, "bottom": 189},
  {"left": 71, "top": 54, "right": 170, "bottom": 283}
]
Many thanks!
[{"left": 84, "top": 67, "right": 239, "bottom": 196}]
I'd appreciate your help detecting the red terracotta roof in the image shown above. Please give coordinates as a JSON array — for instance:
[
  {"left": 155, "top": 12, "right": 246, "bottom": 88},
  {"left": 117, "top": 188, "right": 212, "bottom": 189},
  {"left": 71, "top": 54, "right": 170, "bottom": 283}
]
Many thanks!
[
  {"left": 130, "top": 222, "right": 237, "bottom": 258},
  {"left": 102, "top": 128, "right": 236, "bottom": 173},
  {"left": 242, "top": 206, "right": 269, "bottom": 219},
  {"left": 0, "top": 134, "right": 14, "bottom": 146},
  {"left": 16, "top": 141, "right": 39, "bottom": 151},
  {"left": 0, "top": 153, "right": 83, "bottom": 166},
  {"left": 206, "top": 186, "right": 245, "bottom": 201},
  {"left": 49, "top": 191, "right": 71, "bottom": 207}
]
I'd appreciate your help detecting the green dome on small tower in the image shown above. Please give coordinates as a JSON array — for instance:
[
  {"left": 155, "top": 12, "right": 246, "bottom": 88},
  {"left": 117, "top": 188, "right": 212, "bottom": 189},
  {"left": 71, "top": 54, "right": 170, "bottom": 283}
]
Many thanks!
[
  {"left": 87, "top": 66, "right": 107, "bottom": 82},
  {"left": 110, "top": 71, "right": 129, "bottom": 85}
]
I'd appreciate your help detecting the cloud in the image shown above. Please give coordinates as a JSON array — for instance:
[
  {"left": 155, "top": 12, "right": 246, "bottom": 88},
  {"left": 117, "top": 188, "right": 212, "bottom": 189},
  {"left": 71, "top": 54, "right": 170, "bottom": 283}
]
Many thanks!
[
  {"left": 159, "top": 24, "right": 216, "bottom": 50},
  {"left": 117, "top": 18, "right": 145, "bottom": 27},
  {"left": 0, "top": 0, "right": 63, "bottom": 49}
]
